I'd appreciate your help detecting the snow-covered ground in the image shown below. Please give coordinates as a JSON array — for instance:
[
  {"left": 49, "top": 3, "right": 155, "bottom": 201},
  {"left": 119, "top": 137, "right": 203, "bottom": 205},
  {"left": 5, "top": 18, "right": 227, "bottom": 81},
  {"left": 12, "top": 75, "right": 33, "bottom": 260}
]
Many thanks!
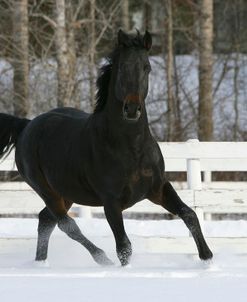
[{"left": 1, "top": 218, "right": 247, "bottom": 302}]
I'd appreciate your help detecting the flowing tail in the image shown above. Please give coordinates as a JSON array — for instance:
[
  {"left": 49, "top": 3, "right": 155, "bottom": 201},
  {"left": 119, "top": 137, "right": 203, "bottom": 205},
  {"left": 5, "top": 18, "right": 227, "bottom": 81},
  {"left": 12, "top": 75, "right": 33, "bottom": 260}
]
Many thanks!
[{"left": 0, "top": 113, "right": 30, "bottom": 159}]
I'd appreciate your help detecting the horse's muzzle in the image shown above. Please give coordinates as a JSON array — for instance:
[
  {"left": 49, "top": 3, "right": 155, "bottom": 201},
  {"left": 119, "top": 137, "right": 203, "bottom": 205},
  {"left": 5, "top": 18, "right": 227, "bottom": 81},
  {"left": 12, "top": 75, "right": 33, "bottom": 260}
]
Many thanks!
[{"left": 123, "top": 98, "right": 142, "bottom": 122}]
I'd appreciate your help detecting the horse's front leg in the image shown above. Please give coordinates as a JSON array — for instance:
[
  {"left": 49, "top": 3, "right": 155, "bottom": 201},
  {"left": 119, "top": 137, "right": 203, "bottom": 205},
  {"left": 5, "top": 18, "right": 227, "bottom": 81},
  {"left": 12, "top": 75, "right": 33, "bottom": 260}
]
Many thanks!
[
  {"left": 151, "top": 181, "right": 213, "bottom": 260},
  {"left": 104, "top": 202, "right": 132, "bottom": 266}
]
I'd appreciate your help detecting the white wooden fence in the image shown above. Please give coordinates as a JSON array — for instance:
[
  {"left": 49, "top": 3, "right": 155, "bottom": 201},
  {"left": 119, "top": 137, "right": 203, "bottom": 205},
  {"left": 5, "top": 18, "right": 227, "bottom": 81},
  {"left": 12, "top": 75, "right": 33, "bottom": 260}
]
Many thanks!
[{"left": 0, "top": 139, "right": 247, "bottom": 223}]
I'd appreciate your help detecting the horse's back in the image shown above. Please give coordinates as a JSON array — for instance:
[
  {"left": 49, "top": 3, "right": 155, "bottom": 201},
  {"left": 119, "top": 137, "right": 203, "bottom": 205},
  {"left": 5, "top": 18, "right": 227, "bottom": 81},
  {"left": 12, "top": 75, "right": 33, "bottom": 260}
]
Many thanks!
[
  {"left": 15, "top": 107, "right": 90, "bottom": 175},
  {"left": 17, "top": 107, "right": 90, "bottom": 146},
  {"left": 49, "top": 107, "right": 90, "bottom": 120}
]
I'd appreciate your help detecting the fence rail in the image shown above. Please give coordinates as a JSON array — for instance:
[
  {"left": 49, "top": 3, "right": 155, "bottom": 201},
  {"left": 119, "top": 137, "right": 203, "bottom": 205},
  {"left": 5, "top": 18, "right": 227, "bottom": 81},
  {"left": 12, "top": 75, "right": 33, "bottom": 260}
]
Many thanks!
[{"left": 0, "top": 140, "right": 247, "bottom": 223}]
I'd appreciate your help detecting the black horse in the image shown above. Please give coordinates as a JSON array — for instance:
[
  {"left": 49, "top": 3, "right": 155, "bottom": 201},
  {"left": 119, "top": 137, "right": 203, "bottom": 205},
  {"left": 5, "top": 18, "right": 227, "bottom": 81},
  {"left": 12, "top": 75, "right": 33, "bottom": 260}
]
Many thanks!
[{"left": 0, "top": 30, "right": 212, "bottom": 266}]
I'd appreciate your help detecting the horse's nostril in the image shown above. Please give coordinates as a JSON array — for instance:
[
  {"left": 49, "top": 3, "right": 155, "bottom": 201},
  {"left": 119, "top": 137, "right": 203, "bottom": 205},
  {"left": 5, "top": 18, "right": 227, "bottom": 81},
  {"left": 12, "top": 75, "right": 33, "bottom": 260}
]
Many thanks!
[{"left": 137, "top": 105, "right": 141, "bottom": 112}]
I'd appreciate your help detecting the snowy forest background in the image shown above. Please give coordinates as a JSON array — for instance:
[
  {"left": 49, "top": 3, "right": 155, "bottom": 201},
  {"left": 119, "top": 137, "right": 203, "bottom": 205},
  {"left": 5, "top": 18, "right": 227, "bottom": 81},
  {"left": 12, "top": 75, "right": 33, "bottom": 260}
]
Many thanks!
[{"left": 0, "top": 0, "right": 246, "bottom": 142}]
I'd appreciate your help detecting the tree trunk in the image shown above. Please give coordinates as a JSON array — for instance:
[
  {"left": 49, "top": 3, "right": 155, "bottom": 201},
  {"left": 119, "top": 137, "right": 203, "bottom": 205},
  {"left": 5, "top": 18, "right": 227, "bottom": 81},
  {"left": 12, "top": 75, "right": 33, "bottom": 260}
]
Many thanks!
[
  {"left": 233, "top": 55, "right": 239, "bottom": 141},
  {"left": 165, "top": 0, "right": 177, "bottom": 141},
  {"left": 12, "top": 0, "right": 29, "bottom": 117},
  {"left": 55, "top": 0, "right": 75, "bottom": 107},
  {"left": 143, "top": 1, "right": 151, "bottom": 30},
  {"left": 122, "top": 0, "right": 130, "bottom": 31},
  {"left": 89, "top": 0, "right": 96, "bottom": 111},
  {"left": 198, "top": 0, "right": 214, "bottom": 141},
  {"left": 66, "top": 1, "right": 77, "bottom": 108}
]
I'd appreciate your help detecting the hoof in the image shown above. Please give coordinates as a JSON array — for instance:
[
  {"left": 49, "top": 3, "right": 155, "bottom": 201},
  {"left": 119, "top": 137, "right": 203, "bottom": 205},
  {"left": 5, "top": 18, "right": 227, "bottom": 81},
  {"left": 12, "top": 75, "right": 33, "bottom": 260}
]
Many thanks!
[
  {"left": 92, "top": 249, "right": 114, "bottom": 266},
  {"left": 118, "top": 247, "right": 132, "bottom": 266},
  {"left": 199, "top": 249, "right": 213, "bottom": 261},
  {"left": 34, "top": 259, "right": 50, "bottom": 268}
]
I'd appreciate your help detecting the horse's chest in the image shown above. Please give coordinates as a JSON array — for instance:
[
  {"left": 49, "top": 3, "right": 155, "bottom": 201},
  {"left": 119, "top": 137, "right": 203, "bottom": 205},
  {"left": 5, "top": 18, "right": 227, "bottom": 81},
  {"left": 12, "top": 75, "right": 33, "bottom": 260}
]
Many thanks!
[
  {"left": 132, "top": 167, "right": 154, "bottom": 180},
  {"left": 120, "top": 167, "right": 154, "bottom": 209}
]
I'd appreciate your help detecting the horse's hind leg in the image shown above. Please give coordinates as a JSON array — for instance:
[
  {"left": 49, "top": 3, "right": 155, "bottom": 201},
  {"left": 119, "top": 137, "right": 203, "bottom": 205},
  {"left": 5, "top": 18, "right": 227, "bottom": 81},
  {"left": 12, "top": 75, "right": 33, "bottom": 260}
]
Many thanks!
[
  {"left": 151, "top": 181, "right": 213, "bottom": 260},
  {"left": 35, "top": 207, "right": 57, "bottom": 261},
  {"left": 41, "top": 197, "right": 113, "bottom": 266},
  {"left": 56, "top": 214, "right": 113, "bottom": 265},
  {"left": 35, "top": 201, "right": 73, "bottom": 261},
  {"left": 24, "top": 170, "right": 113, "bottom": 266}
]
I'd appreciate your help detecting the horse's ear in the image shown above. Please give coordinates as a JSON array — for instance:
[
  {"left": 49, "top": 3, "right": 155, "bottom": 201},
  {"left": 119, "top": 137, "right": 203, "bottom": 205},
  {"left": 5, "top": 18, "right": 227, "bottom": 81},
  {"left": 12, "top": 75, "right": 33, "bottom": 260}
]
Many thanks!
[
  {"left": 118, "top": 29, "right": 129, "bottom": 46},
  {"left": 143, "top": 30, "right": 152, "bottom": 51}
]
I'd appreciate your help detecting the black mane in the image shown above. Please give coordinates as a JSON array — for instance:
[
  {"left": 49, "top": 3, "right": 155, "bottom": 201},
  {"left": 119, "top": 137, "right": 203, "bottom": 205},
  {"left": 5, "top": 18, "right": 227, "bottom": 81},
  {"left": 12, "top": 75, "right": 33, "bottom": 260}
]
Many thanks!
[
  {"left": 94, "top": 59, "right": 113, "bottom": 113},
  {"left": 94, "top": 31, "right": 146, "bottom": 114}
]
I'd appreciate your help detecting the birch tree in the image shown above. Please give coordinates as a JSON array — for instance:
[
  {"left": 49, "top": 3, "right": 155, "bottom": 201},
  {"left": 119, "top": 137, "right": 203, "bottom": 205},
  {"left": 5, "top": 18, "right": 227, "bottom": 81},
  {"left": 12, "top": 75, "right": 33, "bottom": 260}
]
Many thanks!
[
  {"left": 122, "top": 0, "right": 130, "bottom": 31},
  {"left": 55, "top": 0, "right": 76, "bottom": 107},
  {"left": 89, "top": 0, "right": 96, "bottom": 110},
  {"left": 12, "top": 0, "right": 29, "bottom": 117},
  {"left": 198, "top": 0, "right": 214, "bottom": 141},
  {"left": 164, "top": 0, "right": 176, "bottom": 141},
  {"left": 143, "top": 1, "right": 151, "bottom": 30}
]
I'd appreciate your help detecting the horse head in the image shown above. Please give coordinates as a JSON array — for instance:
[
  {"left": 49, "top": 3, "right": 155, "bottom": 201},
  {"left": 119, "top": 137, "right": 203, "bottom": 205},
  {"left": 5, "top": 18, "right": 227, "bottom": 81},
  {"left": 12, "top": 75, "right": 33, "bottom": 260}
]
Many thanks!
[
  {"left": 114, "top": 30, "right": 152, "bottom": 123},
  {"left": 95, "top": 30, "right": 152, "bottom": 123}
]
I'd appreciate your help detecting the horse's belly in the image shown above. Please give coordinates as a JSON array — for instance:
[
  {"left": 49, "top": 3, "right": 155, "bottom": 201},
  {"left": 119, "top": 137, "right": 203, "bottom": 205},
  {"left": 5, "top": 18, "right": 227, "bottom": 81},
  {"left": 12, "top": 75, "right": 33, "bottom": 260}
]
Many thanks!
[
  {"left": 67, "top": 188, "right": 102, "bottom": 206},
  {"left": 44, "top": 176, "right": 102, "bottom": 207},
  {"left": 63, "top": 189, "right": 102, "bottom": 207}
]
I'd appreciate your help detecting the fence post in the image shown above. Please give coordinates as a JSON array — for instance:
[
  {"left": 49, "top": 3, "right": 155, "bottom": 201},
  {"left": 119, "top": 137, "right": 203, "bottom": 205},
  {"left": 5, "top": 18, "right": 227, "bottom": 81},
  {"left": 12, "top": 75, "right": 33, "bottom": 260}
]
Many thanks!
[
  {"left": 187, "top": 139, "right": 202, "bottom": 191},
  {"left": 204, "top": 171, "right": 212, "bottom": 220},
  {"left": 186, "top": 139, "right": 204, "bottom": 232},
  {"left": 204, "top": 171, "right": 212, "bottom": 185}
]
